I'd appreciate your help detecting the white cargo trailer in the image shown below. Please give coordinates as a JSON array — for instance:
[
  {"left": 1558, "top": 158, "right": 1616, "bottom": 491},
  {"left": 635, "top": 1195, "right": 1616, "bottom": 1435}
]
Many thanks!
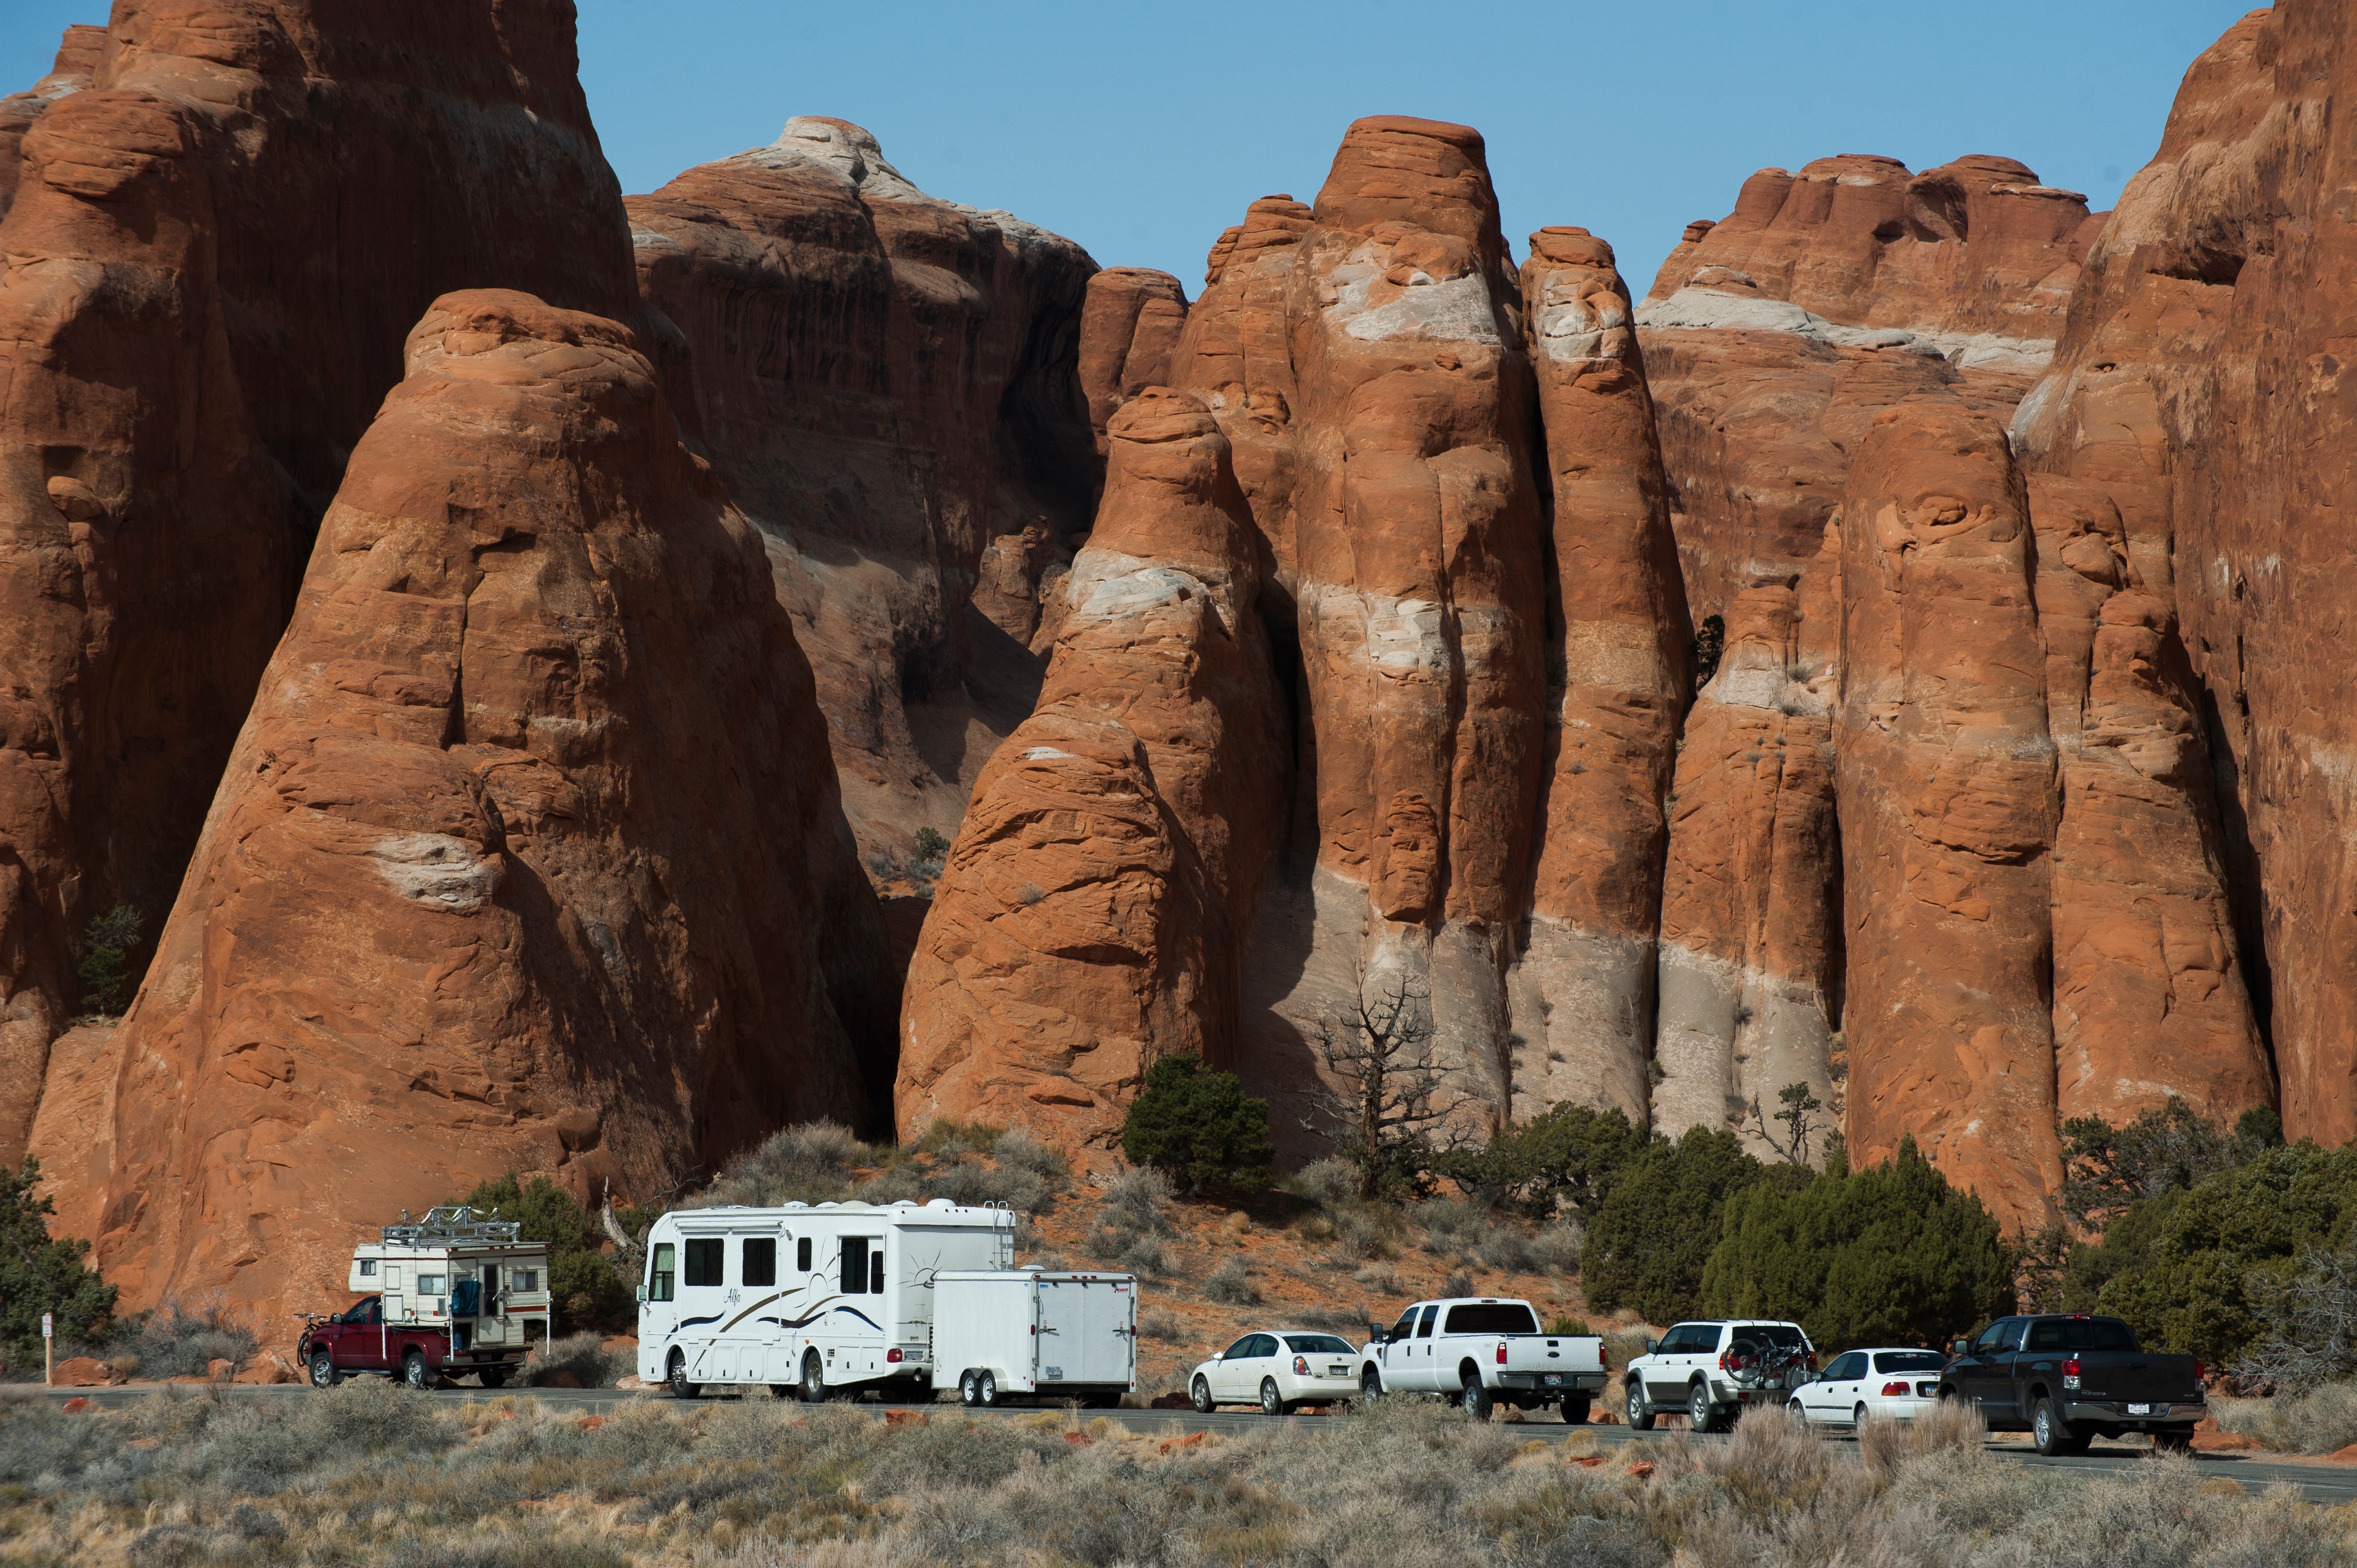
[
  {"left": 932, "top": 1268, "right": 1138, "bottom": 1407},
  {"left": 635, "top": 1198, "right": 1017, "bottom": 1400}
]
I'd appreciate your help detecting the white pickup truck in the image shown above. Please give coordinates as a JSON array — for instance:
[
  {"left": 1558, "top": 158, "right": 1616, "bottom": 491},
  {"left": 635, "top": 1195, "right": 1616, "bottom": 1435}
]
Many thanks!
[{"left": 1360, "top": 1296, "right": 1608, "bottom": 1421}]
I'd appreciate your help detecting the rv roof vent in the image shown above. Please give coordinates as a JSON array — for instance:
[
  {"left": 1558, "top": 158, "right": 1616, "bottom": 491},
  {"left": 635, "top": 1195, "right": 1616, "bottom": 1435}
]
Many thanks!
[
  {"left": 1021, "top": 1264, "right": 1044, "bottom": 1271},
  {"left": 925, "top": 1198, "right": 956, "bottom": 1210},
  {"left": 783, "top": 1201, "right": 809, "bottom": 1209},
  {"left": 816, "top": 1202, "right": 837, "bottom": 1209}
]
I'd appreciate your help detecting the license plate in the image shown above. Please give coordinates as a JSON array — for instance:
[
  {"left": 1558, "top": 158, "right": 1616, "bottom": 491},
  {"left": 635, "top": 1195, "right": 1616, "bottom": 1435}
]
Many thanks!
[
  {"left": 1544, "top": 1374, "right": 1561, "bottom": 1385},
  {"left": 1328, "top": 1366, "right": 1349, "bottom": 1377},
  {"left": 2127, "top": 1403, "right": 2152, "bottom": 1415}
]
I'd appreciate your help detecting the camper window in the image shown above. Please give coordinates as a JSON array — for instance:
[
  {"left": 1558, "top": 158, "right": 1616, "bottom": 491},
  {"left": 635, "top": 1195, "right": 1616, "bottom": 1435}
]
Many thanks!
[
  {"left": 744, "top": 1238, "right": 777, "bottom": 1286},
  {"left": 870, "top": 1249, "right": 884, "bottom": 1294},
  {"left": 797, "top": 1237, "right": 812, "bottom": 1272},
  {"left": 685, "top": 1238, "right": 724, "bottom": 1288},
  {"left": 841, "top": 1237, "right": 869, "bottom": 1295},
  {"left": 358, "top": 1259, "right": 376, "bottom": 1277},
  {"left": 649, "top": 1244, "right": 675, "bottom": 1302},
  {"left": 514, "top": 1268, "right": 538, "bottom": 1293},
  {"left": 419, "top": 1275, "right": 446, "bottom": 1296}
]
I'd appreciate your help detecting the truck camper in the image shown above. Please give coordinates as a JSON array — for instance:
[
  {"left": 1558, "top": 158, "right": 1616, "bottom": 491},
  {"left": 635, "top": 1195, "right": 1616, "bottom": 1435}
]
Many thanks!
[{"left": 302, "top": 1207, "right": 553, "bottom": 1388}]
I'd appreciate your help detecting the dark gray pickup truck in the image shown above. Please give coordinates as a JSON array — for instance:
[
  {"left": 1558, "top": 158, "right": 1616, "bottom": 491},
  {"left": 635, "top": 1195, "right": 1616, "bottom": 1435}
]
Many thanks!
[{"left": 1940, "top": 1313, "right": 2205, "bottom": 1455}]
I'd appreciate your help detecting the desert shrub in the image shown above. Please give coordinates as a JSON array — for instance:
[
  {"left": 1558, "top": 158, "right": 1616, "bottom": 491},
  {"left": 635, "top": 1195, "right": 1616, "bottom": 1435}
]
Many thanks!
[
  {"left": 2060, "top": 1098, "right": 2281, "bottom": 1232},
  {"left": 451, "top": 1172, "right": 631, "bottom": 1335},
  {"left": 1531, "top": 1221, "right": 1583, "bottom": 1274},
  {"left": 112, "top": 1298, "right": 258, "bottom": 1380},
  {"left": 1436, "top": 1102, "right": 1652, "bottom": 1220},
  {"left": 1205, "top": 1258, "right": 1260, "bottom": 1305},
  {"left": 2239, "top": 1239, "right": 2357, "bottom": 1390},
  {"left": 1104, "top": 1233, "right": 1170, "bottom": 1277},
  {"left": 1119, "top": 1053, "right": 1274, "bottom": 1196},
  {"left": 1287, "top": 1157, "right": 1360, "bottom": 1211},
  {"left": 1138, "top": 1308, "right": 1184, "bottom": 1342},
  {"left": 1601, "top": 1327, "right": 1651, "bottom": 1372},
  {"left": 1700, "top": 1135, "right": 2014, "bottom": 1349},
  {"left": 1100, "top": 1165, "right": 1177, "bottom": 1235},
  {"left": 0, "top": 1157, "right": 115, "bottom": 1373},
  {"left": 2215, "top": 1382, "right": 2357, "bottom": 1453},
  {"left": 1584, "top": 1127, "right": 1789, "bottom": 1324},
  {"left": 713, "top": 1120, "right": 874, "bottom": 1206},
  {"left": 75, "top": 903, "right": 145, "bottom": 1017},
  {"left": 1442, "top": 1269, "right": 1474, "bottom": 1298},
  {"left": 528, "top": 1331, "right": 631, "bottom": 1388},
  {"left": 914, "top": 1118, "right": 1003, "bottom": 1157}
]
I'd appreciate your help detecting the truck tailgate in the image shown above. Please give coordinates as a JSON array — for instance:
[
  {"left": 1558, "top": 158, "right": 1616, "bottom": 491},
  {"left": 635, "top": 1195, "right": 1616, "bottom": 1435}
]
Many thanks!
[
  {"left": 1504, "top": 1337, "right": 1603, "bottom": 1373},
  {"left": 2081, "top": 1354, "right": 2198, "bottom": 1403}
]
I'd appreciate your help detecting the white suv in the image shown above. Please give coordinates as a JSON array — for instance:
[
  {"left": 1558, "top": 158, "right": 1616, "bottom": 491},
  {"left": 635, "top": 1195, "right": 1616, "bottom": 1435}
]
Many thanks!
[{"left": 1623, "top": 1319, "right": 1815, "bottom": 1432}]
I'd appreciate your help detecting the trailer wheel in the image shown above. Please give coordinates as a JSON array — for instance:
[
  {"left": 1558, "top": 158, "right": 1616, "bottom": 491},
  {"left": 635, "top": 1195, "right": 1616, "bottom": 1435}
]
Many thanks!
[
  {"left": 308, "top": 1350, "right": 340, "bottom": 1388},
  {"left": 959, "top": 1370, "right": 982, "bottom": 1407},
  {"left": 1562, "top": 1393, "right": 1590, "bottom": 1425},
  {"left": 800, "top": 1351, "right": 829, "bottom": 1404},
  {"left": 976, "top": 1371, "right": 1000, "bottom": 1407},
  {"left": 667, "top": 1350, "right": 699, "bottom": 1401},
  {"left": 402, "top": 1350, "right": 430, "bottom": 1391},
  {"left": 478, "top": 1367, "right": 507, "bottom": 1391}
]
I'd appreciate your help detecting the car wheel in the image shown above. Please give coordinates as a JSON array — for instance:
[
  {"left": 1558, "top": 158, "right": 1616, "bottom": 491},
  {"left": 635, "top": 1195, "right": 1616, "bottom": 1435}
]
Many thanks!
[
  {"left": 402, "top": 1350, "right": 430, "bottom": 1391},
  {"left": 2032, "top": 1396, "right": 2078, "bottom": 1457},
  {"left": 1360, "top": 1366, "right": 1384, "bottom": 1401},
  {"left": 668, "top": 1350, "right": 698, "bottom": 1401},
  {"left": 800, "top": 1352, "right": 828, "bottom": 1404},
  {"left": 1854, "top": 1402, "right": 1870, "bottom": 1432},
  {"left": 1191, "top": 1376, "right": 1215, "bottom": 1414},
  {"left": 1260, "top": 1378, "right": 1286, "bottom": 1418},
  {"left": 1462, "top": 1373, "right": 1494, "bottom": 1421},
  {"left": 1688, "top": 1382, "right": 1722, "bottom": 1433},
  {"left": 2154, "top": 1429, "right": 2193, "bottom": 1455},
  {"left": 1626, "top": 1381, "right": 1656, "bottom": 1431},
  {"left": 478, "top": 1367, "right": 507, "bottom": 1390},
  {"left": 1562, "top": 1393, "right": 1590, "bottom": 1426},
  {"left": 960, "top": 1370, "right": 983, "bottom": 1408},
  {"left": 976, "top": 1371, "right": 999, "bottom": 1408},
  {"left": 309, "top": 1350, "right": 340, "bottom": 1388},
  {"left": 1788, "top": 1397, "right": 1805, "bottom": 1424}
]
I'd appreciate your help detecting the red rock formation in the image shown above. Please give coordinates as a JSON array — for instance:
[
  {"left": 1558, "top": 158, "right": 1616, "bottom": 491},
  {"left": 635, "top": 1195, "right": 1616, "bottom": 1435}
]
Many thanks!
[
  {"left": 1515, "top": 226, "right": 1691, "bottom": 1120},
  {"left": 0, "top": 0, "right": 648, "bottom": 1163},
  {"left": 2017, "top": 2, "right": 2355, "bottom": 1142},
  {"left": 897, "top": 389, "right": 1284, "bottom": 1151},
  {"left": 34, "top": 291, "right": 892, "bottom": 1325},
  {"left": 1079, "top": 268, "right": 1188, "bottom": 447},
  {"left": 627, "top": 116, "right": 1099, "bottom": 887},
  {"left": 0, "top": 24, "right": 101, "bottom": 220},
  {"left": 1835, "top": 400, "right": 2061, "bottom": 1228}
]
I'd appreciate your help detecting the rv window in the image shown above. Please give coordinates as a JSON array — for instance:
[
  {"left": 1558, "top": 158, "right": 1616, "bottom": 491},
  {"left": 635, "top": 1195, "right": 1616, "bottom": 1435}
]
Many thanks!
[
  {"left": 685, "top": 1238, "right": 724, "bottom": 1288},
  {"left": 870, "top": 1248, "right": 885, "bottom": 1295},
  {"left": 841, "top": 1237, "right": 870, "bottom": 1295},
  {"left": 359, "top": 1259, "right": 376, "bottom": 1277},
  {"left": 797, "top": 1237, "right": 812, "bottom": 1272},
  {"left": 650, "top": 1244, "right": 675, "bottom": 1303},
  {"left": 419, "top": 1275, "right": 446, "bottom": 1296},
  {"left": 514, "top": 1269, "right": 538, "bottom": 1293},
  {"left": 744, "top": 1238, "right": 777, "bottom": 1287}
]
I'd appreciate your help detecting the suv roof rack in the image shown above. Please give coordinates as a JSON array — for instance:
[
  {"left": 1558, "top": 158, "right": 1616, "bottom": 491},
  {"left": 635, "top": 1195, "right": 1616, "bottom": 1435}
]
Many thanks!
[{"left": 379, "top": 1205, "right": 523, "bottom": 1246}]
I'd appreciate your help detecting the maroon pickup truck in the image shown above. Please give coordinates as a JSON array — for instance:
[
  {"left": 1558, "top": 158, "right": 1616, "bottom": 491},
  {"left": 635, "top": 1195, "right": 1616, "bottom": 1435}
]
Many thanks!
[{"left": 299, "top": 1294, "right": 495, "bottom": 1390}]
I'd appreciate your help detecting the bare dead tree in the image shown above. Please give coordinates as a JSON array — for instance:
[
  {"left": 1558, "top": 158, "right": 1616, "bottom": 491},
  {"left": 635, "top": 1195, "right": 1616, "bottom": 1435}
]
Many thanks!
[
  {"left": 1297, "top": 970, "right": 1474, "bottom": 1201},
  {"left": 1749, "top": 1082, "right": 1824, "bottom": 1167},
  {"left": 2239, "top": 1243, "right": 2357, "bottom": 1393}
]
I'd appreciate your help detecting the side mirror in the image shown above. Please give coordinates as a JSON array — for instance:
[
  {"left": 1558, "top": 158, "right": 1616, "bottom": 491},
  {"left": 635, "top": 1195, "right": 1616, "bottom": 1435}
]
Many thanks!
[
  {"left": 1644, "top": 1337, "right": 1660, "bottom": 1356},
  {"left": 635, "top": 1285, "right": 646, "bottom": 1304},
  {"left": 1948, "top": 1338, "right": 1968, "bottom": 1358}
]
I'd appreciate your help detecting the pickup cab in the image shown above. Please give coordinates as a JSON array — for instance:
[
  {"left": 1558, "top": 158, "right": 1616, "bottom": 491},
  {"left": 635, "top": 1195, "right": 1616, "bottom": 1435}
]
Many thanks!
[
  {"left": 1361, "top": 1297, "right": 1608, "bottom": 1421},
  {"left": 1940, "top": 1312, "right": 2205, "bottom": 1455},
  {"left": 298, "top": 1294, "right": 477, "bottom": 1390}
]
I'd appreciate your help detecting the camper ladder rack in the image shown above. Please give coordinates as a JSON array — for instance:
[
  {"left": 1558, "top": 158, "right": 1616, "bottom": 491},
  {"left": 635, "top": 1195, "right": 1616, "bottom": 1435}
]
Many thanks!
[{"left": 381, "top": 1205, "right": 524, "bottom": 1246}]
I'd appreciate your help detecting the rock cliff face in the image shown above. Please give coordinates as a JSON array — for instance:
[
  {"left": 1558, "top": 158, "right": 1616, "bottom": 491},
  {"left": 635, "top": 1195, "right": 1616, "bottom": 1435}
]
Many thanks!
[
  {"left": 626, "top": 118, "right": 1100, "bottom": 889},
  {"left": 1080, "top": 268, "right": 1189, "bottom": 447},
  {"left": 2016, "top": 1, "right": 2354, "bottom": 1145},
  {"left": 34, "top": 291, "right": 892, "bottom": 1326},
  {"left": 0, "top": 25, "right": 100, "bottom": 221},
  {"left": 897, "top": 390, "right": 1285, "bottom": 1150},
  {"left": 0, "top": 0, "right": 647, "bottom": 1163}
]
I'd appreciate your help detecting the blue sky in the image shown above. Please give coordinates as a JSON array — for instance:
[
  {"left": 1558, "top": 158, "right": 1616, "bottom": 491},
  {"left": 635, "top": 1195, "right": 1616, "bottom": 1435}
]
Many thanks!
[{"left": 9, "top": 1, "right": 2259, "bottom": 301}]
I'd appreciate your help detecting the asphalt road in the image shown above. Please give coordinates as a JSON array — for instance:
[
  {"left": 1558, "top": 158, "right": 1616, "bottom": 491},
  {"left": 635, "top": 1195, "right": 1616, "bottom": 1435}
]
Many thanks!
[{"left": 18, "top": 1383, "right": 2357, "bottom": 1506}]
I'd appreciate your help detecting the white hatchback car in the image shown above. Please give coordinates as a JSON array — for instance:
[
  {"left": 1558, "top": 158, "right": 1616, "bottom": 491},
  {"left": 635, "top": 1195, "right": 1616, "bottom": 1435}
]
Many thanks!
[
  {"left": 1790, "top": 1347, "right": 1949, "bottom": 1429},
  {"left": 1190, "top": 1330, "right": 1363, "bottom": 1415}
]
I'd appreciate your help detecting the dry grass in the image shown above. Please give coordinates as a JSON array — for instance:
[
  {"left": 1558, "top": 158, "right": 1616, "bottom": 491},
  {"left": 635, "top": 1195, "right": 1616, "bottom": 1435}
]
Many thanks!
[
  {"left": 2215, "top": 1382, "right": 2357, "bottom": 1454},
  {"left": 2, "top": 1388, "right": 2344, "bottom": 1567}
]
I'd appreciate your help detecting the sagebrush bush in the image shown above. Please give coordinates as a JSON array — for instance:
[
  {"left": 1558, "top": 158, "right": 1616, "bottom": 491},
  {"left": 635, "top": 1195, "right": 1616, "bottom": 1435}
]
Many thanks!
[
  {"left": 1100, "top": 1166, "right": 1177, "bottom": 1235},
  {"left": 2216, "top": 1382, "right": 2357, "bottom": 1453},
  {"left": 110, "top": 1297, "right": 258, "bottom": 1380},
  {"left": 528, "top": 1331, "right": 631, "bottom": 1388},
  {"left": 1205, "top": 1258, "right": 1260, "bottom": 1305},
  {"left": 1138, "top": 1308, "right": 1183, "bottom": 1342},
  {"left": 709, "top": 1120, "right": 874, "bottom": 1207}
]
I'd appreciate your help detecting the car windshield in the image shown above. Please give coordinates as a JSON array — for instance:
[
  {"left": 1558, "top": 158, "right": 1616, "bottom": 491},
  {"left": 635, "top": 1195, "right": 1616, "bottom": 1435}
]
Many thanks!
[
  {"left": 1874, "top": 1351, "right": 1946, "bottom": 1373},
  {"left": 1443, "top": 1304, "right": 1540, "bottom": 1335},
  {"left": 1283, "top": 1334, "right": 1355, "bottom": 1354}
]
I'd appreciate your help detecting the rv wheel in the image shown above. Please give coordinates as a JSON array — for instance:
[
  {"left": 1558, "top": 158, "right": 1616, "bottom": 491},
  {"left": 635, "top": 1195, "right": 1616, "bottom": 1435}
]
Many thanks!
[
  {"left": 667, "top": 1350, "right": 700, "bottom": 1401},
  {"left": 800, "top": 1351, "right": 828, "bottom": 1404}
]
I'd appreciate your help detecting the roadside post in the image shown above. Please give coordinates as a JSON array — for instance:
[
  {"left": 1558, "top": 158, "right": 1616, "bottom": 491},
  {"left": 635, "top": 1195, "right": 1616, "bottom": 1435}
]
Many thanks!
[{"left": 42, "top": 1312, "right": 53, "bottom": 1385}]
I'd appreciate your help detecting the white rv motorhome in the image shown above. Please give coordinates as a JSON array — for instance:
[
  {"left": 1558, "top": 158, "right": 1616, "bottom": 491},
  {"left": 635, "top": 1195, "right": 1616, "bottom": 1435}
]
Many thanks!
[{"left": 635, "top": 1198, "right": 1017, "bottom": 1400}]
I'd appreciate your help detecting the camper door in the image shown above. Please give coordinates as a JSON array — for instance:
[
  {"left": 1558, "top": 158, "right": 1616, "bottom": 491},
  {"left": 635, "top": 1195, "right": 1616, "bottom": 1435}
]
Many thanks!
[{"left": 814, "top": 1228, "right": 888, "bottom": 1381}]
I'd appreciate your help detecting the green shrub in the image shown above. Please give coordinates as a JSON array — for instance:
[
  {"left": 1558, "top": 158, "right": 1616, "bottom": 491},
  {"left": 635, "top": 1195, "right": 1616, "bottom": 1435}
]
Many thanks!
[
  {"left": 1119, "top": 1053, "right": 1273, "bottom": 1196},
  {"left": 1435, "top": 1102, "right": 1651, "bottom": 1220},
  {"left": 1583, "top": 1127, "right": 1787, "bottom": 1324},
  {"left": 110, "top": 1299, "right": 257, "bottom": 1380},
  {"left": 1700, "top": 1135, "right": 2014, "bottom": 1348},
  {"left": 450, "top": 1173, "right": 631, "bottom": 1336},
  {"left": 74, "top": 904, "right": 143, "bottom": 1017},
  {"left": 0, "top": 1158, "right": 115, "bottom": 1372}
]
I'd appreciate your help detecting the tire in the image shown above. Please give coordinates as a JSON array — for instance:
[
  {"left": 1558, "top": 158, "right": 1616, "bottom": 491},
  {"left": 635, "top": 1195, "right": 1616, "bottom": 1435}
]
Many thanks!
[
  {"left": 478, "top": 1367, "right": 507, "bottom": 1390},
  {"left": 2154, "top": 1428, "right": 2193, "bottom": 1455},
  {"left": 800, "top": 1351, "right": 828, "bottom": 1404},
  {"left": 1462, "top": 1372, "right": 1494, "bottom": 1421},
  {"left": 1562, "top": 1393, "right": 1590, "bottom": 1426},
  {"left": 1191, "top": 1376, "right": 1215, "bottom": 1414},
  {"left": 308, "top": 1350, "right": 340, "bottom": 1388},
  {"left": 1854, "top": 1402, "right": 1870, "bottom": 1432},
  {"left": 1260, "top": 1378, "right": 1286, "bottom": 1417},
  {"left": 1360, "top": 1366, "right": 1384, "bottom": 1401},
  {"left": 668, "top": 1350, "right": 699, "bottom": 1401},
  {"left": 1788, "top": 1397, "right": 1806, "bottom": 1425},
  {"left": 402, "top": 1350, "right": 430, "bottom": 1391},
  {"left": 1688, "top": 1381, "right": 1723, "bottom": 1434},
  {"left": 1626, "top": 1381, "right": 1656, "bottom": 1431},
  {"left": 960, "top": 1370, "right": 983, "bottom": 1408},
  {"left": 2032, "top": 1396, "right": 2079, "bottom": 1457}
]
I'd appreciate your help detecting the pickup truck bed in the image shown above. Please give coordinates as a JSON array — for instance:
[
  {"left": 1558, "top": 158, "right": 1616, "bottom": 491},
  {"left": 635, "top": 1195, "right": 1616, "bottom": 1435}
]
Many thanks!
[{"left": 1942, "top": 1313, "right": 2203, "bottom": 1455}]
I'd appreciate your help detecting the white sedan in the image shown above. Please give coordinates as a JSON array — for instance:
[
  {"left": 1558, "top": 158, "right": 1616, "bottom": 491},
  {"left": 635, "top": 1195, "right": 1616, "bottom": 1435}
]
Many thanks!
[
  {"left": 1190, "top": 1330, "right": 1363, "bottom": 1415},
  {"left": 1790, "top": 1347, "right": 1949, "bottom": 1429}
]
